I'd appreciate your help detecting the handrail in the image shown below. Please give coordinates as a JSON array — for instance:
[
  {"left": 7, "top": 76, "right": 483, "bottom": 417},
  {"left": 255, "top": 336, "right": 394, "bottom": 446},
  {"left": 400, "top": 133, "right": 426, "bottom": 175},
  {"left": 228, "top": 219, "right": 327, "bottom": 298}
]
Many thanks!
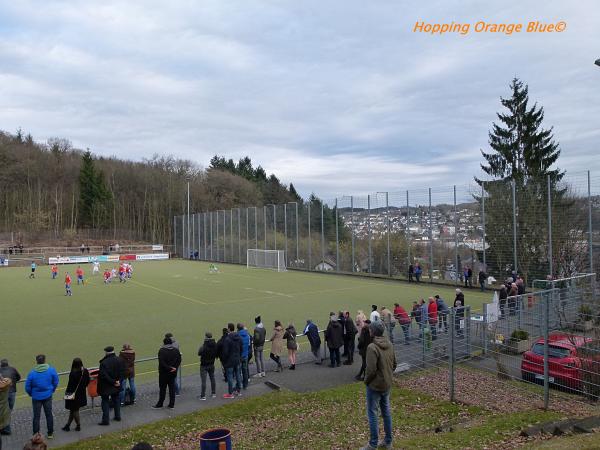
[{"left": 15, "top": 329, "right": 327, "bottom": 385}]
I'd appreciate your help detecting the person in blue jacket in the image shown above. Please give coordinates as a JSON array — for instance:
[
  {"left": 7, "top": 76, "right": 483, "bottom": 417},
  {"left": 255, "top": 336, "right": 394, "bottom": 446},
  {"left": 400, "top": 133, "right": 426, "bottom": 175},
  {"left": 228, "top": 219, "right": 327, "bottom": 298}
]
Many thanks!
[
  {"left": 304, "top": 319, "right": 322, "bottom": 364},
  {"left": 25, "top": 354, "right": 59, "bottom": 439},
  {"left": 237, "top": 323, "right": 251, "bottom": 390}
]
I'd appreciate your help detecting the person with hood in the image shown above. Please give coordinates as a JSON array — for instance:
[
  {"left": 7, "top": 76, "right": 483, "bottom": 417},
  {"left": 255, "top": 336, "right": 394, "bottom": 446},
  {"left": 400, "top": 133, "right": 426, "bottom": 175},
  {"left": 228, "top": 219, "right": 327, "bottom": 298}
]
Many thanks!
[
  {"left": 304, "top": 319, "right": 322, "bottom": 364},
  {"left": 118, "top": 343, "right": 136, "bottom": 406},
  {"left": 216, "top": 328, "right": 229, "bottom": 382},
  {"left": 454, "top": 289, "right": 465, "bottom": 309},
  {"left": 252, "top": 316, "right": 266, "bottom": 377},
  {"left": 25, "top": 354, "right": 59, "bottom": 438},
  {"left": 153, "top": 337, "right": 181, "bottom": 409},
  {"left": 325, "top": 314, "right": 344, "bottom": 368},
  {"left": 221, "top": 323, "right": 242, "bottom": 399},
  {"left": 393, "top": 304, "right": 411, "bottom": 344},
  {"left": 97, "top": 346, "right": 124, "bottom": 425},
  {"left": 237, "top": 323, "right": 251, "bottom": 388},
  {"left": 0, "top": 359, "right": 20, "bottom": 435},
  {"left": 61, "top": 358, "right": 90, "bottom": 432},
  {"left": 197, "top": 332, "right": 217, "bottom": 400},
  {"left": 343, "top": 311, "right": 358, "bottom": 365},
  {"left": 360, "top": 321, "right": 396, "bottom": 450},
  {"left": 435, "top": 295, "right": 449, "bottom": 333},
  {"left": 0, "top": 376, "right": 12, "bottom": 449},
  {"left": 269, "top": 321, "right": 285, "bottom": 372},
  {"left": 283, "top": 323, "right": 298, "bottom": 370},
  {"left": 355, "top": 319, "right": 372, "bottom": 380},
  {"left": 428, "top": 297, "right": 438, "bottom": 341}
]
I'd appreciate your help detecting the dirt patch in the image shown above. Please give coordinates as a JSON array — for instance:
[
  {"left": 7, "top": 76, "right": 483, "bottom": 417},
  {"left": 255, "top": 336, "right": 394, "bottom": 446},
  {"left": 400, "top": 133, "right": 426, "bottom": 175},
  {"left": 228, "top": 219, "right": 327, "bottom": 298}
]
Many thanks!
[{"left": 394, "top": 367, "right": 597, "bottom": 417}]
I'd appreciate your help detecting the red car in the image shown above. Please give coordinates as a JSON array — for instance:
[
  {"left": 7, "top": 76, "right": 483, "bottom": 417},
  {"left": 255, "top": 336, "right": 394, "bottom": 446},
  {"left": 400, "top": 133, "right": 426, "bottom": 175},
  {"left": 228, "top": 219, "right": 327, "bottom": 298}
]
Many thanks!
[{"left": 521, "top": 333, "right": 593, "bottom": 391}]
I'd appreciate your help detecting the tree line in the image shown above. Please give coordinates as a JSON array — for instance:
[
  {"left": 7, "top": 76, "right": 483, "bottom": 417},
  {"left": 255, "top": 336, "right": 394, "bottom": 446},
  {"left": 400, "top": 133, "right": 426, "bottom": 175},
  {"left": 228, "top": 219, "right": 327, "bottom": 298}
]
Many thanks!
[{"left": 0, "top": 131, "right": 308, "bottom": 245}]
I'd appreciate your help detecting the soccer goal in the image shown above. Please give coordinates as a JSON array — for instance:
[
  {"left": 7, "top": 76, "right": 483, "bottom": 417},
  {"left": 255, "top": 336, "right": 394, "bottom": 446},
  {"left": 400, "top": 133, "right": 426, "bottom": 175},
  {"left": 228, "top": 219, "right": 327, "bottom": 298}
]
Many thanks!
[{"left": 247, "top": 249, "right": 286, "bottom": 272}]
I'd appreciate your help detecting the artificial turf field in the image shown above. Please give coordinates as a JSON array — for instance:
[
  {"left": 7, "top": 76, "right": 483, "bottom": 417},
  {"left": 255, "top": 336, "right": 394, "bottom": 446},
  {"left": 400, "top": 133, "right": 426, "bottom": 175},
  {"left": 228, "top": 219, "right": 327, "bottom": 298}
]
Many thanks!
[{"left": 0, "top": 259, "right": 491, "bottom": 402}]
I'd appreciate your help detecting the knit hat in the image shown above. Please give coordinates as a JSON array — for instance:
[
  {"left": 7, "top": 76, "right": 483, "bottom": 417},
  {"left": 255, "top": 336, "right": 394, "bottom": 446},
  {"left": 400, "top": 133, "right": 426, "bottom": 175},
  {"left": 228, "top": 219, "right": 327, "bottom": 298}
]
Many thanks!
[
  {"left": 255, "top": 316, "right": 261, "bottom": 324},
  {"left": 104, "top": 346, "right": 114, "bottom": 353},
  {"left": 369, "top": 320, "right": 385, "bottom": 337},
  {"left": 205, "top": 332, "right": 213, "bottom": 339}
]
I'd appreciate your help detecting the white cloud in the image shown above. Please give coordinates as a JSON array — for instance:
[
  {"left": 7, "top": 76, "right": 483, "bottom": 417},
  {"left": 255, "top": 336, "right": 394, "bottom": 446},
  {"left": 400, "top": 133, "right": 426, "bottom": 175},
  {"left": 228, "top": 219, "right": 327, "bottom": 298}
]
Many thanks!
[{"left": 0, "top": 0, "right": 598, "bottom": 198}]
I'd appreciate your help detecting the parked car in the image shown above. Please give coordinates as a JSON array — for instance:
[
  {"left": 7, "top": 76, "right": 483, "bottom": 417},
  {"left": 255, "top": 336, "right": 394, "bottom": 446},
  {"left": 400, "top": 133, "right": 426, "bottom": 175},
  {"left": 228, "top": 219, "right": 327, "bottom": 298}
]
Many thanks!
[{"left": 521, "top": 333, "right": 594, "bottom": 392}]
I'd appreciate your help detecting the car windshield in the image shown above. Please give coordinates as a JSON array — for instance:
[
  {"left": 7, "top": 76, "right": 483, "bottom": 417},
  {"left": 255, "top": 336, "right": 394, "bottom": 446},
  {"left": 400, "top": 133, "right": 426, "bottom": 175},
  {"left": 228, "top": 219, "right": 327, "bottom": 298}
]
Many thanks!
[{"left": 531, "top": 343, "right": 571, "bottom": 359}]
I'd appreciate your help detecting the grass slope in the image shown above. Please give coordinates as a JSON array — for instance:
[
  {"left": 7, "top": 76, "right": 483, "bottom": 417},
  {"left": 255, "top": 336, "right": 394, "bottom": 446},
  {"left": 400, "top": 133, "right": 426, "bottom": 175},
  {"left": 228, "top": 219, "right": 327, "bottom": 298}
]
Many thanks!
[{"left": 57, "top": 381, "right": 560, "bottom": 450}]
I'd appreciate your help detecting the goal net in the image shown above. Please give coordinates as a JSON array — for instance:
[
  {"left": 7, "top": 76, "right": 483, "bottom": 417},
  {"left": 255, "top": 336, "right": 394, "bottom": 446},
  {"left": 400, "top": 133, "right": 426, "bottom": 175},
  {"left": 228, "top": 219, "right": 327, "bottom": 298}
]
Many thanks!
[{"left": 247, "top": 249, "right": 286, "bottom": 272}]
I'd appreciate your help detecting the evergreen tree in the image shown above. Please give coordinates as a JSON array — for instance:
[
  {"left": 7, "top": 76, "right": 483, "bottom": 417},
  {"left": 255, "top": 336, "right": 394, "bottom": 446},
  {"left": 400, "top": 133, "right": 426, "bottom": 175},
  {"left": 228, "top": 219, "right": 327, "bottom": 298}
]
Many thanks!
[
  {"left": 79, "top": 150, "right": 111, "bottom": 227},
  {"left": 477, "top": 78, "right": 563, "bottom": 186},
  {"left": 476, "top": 78, "right": 566, "bottom": 280}
]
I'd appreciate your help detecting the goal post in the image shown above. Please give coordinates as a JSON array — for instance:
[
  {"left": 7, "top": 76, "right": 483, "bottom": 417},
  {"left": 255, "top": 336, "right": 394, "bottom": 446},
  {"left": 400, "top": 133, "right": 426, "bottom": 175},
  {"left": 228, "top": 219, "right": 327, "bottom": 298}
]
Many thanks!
[{"left": 247, "top": 249, "right": 286, "bottom": 272}]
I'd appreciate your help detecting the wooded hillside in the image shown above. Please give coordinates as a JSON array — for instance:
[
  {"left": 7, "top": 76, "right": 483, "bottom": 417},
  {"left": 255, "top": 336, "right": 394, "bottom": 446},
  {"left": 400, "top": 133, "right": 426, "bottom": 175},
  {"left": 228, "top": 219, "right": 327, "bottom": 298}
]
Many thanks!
[{"left": 0, "top": 129, "right": 301, "bottom": 245}]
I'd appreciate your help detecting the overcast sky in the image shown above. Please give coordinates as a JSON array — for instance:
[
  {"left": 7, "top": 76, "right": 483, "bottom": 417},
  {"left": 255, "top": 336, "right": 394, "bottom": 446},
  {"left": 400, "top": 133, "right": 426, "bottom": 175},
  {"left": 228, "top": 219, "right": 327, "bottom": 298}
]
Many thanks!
[{"left": 1, "top": 0, "right": 599, "bottom": 198}]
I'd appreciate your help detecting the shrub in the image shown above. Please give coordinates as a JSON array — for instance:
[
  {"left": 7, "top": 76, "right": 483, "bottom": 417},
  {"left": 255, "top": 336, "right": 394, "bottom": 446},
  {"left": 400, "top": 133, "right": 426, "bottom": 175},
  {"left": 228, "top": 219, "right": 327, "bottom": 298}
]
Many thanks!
[
  {"left": 579, "top": 304, "right": 593, "bottom": 322},
  {"left": 510, "top": 329, "right": 529, "bottom": 341}
]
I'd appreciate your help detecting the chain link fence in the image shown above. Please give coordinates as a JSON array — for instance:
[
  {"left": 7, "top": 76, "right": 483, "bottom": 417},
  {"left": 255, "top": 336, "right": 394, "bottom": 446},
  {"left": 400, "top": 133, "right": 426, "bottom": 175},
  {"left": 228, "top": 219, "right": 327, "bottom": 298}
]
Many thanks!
[{"left": 174, "top": 171, "right": 597, "bottom": 286}]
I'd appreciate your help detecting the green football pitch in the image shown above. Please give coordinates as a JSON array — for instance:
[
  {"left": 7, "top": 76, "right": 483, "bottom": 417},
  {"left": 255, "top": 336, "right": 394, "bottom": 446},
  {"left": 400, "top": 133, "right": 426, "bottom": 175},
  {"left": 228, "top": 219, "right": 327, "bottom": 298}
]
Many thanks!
[{"left": 0, "top": 260, "right": 491, "bottom": 403}]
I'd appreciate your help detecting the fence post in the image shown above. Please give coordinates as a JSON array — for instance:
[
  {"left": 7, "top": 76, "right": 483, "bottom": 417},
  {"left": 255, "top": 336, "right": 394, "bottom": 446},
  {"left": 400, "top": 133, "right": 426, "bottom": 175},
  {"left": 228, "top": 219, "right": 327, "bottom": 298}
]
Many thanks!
[
  {"left": 368, "top": 194, "right": 372, "bottom": 273},
  {"left": 295, "top": 202, "right": 299, "bottom": 266},
  {"left": 215, "top": 210, "right": 221, "bottom": 261},
  {"left": 321, "top": 202, "right": 325, "bottom": 267},
  {"left": 351, "top": 196, "right": 355, "bottom": 272},
  {"left": 512, "top": 180, "right": 518, "bottom": 274},
  {"left": 273, "top": 205, "right": 277, "bottom": 250},
  {"left": 284, "top": 203, "right": 288, "bottom": 265},
  {"left": 263, "top": 206, "right": 267, "bottom": 250},
  {"left": 543, "top": 291, "right": 550, "bottom": 409},
  {"left": 230, "top": 210, "right": 233, "bottom": 263},
  {"left": 449, "top": 308, "right": 455, "bottom": 402},
  {"left": 238, "top": 208, "right": 241, "bottom": 263},
  {"left": 173, "top": 216, "right": 177, "bottom": 257},
  {"left": 245, "top": 208, "right": 249, "bottom": 261},
  {"left": 210, "top": 212, "right": 213, "bottom": 260},
  {"left": 482, "top": 182, "right": 487, "bottom": 269},
  {"left": 546, "top": 175, "right": 553, "bottom": 277},
  {"left": 454, "top": 186, "right": 459, "bottom": 285},
  {"left": 588, "top": 171, "right": 593, "bottom": 274},
  {"left": 386, "top": 192, "right": 391, "bottom": 277},
  {"left": 335, "top": 198, "right": 340, "bottom": 272},
  {"left": 406, "top": 190, "right": 410, "bottom": 273},
  {"left": 429, "top": 187, "right": 433, "bottom": 282},
  {"left": 254, "top": 207, "right": 258, "bottom": 251},
  {"left": 308, "top": 202, "right": 312, "bottom": 270}
]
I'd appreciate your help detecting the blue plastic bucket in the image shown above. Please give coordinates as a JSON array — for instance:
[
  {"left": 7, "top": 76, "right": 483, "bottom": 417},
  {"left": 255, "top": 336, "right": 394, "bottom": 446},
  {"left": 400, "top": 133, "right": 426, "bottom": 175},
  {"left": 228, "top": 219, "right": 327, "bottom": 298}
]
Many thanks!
[{"left": 199, "top": 428, "right": 232, "bottom": 450}]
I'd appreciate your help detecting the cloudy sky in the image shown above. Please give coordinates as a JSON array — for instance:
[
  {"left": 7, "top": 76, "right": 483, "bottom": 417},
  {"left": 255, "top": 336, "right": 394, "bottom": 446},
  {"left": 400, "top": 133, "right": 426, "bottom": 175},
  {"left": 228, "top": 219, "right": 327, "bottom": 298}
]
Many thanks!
[{"left": 1, "top": 0, "right": 599, "bottom": 197}]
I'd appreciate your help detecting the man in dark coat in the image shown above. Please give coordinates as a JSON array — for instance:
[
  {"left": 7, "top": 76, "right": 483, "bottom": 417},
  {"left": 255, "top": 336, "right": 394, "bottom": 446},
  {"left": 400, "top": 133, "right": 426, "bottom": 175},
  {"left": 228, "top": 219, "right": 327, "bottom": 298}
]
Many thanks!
[
  {"left": 221, "top": 323, "right": 242, "bottom": 398},
  {"left": 343, "top": 311, "right": 358, "bottom": 365},
  {"left": 98, "top": 346, "right": 124, "bottom": 426},
  {"left": 325, "top": 315, "right": 344, "bottom": 368},
  {"left": 0, "top": 359, "right": 20, "bottom": 435},
  {"left": 216, "top": 327, "right": 229, "bottom": 382},
  {"left": 153, "top": 337, "right": 181, "bottom": 409},
  {"left": 304, "top": 319, "right": 322, "bottom": 364},
  {"left": 198, "top": 332, "right": 217, "bottom": 400}
]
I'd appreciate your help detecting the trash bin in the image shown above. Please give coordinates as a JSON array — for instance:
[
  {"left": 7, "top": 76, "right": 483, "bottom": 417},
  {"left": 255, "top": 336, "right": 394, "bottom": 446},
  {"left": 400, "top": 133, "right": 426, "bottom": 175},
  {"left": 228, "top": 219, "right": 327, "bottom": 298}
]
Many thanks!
[
  {"left": 199, "top": 428, "right": 232, "bottom": 450},
  {"left": 87, "top": 368, "right": 99, "bottom": 399}
]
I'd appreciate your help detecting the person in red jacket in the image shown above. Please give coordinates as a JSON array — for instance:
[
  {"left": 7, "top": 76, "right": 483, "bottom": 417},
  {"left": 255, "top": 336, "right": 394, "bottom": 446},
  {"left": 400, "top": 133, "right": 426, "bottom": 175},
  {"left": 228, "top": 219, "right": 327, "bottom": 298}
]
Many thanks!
[
  {"left": 427, "top": 297, "right": 438, "bottom": 341},
  {"left": 65, "top": 273, "right": 72, "bottom": 296},
  {"left": 393, "top": 303, "right": 412, "bottom": 345}
]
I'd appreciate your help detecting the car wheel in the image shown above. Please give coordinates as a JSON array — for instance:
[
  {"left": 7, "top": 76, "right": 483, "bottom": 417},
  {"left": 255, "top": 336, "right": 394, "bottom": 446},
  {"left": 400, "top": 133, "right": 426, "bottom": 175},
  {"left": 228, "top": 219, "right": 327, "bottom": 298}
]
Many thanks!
[{"left": 521, "top": 371, "right": 535, "bottom": 383}]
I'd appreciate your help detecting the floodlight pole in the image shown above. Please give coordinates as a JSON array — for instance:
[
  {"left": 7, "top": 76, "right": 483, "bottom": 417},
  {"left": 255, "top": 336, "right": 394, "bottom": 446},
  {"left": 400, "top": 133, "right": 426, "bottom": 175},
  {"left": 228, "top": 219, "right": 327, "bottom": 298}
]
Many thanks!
[
  {"left": 284, "top": 203, "right": 288, "bottom": 265},
  {"left": 377, "top": 192, "right": 390, "bottom": 277},
  {"left": 287, "top": 202, "right": 299, "bottom": 265},
  {"left": 335, "top": 198, "right": 339, "bottom": 273}
]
